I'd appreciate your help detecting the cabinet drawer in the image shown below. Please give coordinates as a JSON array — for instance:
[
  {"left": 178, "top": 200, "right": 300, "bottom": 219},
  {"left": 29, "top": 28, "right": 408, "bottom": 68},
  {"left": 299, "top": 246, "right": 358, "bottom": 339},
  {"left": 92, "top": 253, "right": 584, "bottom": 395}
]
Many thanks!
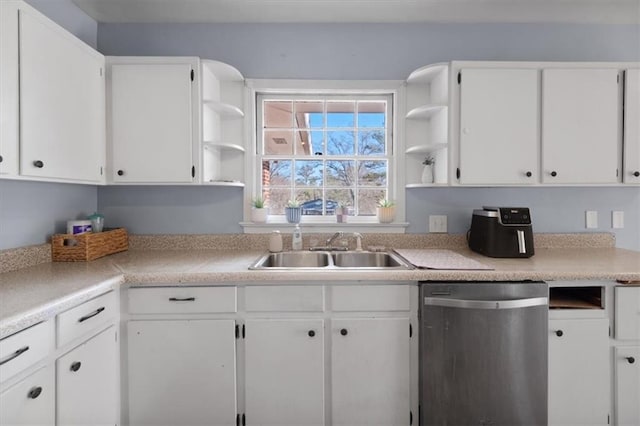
[
  {"left": 615, "top": 286, "right": 640, "bottom": 340},
  {"left": 245, "top": 286, "right": 324, "bottom": 312},
  {"left": 0, "top": 365, "right": 55, "bottom": 425},
  {"left": 128, "top": 286, "right": 237, "bottom": 314},
  {"left": 57, "top": 291, "right": 117, "bottom": 347},
  {"left": 331, "top": 285, "right": 411, "bottom": 312},
  {"left": 0, "top": 320, "right": 54, "bottom": 383}
]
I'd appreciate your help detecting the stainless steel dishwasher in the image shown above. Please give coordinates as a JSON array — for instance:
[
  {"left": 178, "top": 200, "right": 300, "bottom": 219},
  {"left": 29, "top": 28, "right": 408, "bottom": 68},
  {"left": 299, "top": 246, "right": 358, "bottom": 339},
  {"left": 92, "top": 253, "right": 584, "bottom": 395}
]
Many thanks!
[{"left": 420, "top": 282, "right": 548, "bottom": 426}]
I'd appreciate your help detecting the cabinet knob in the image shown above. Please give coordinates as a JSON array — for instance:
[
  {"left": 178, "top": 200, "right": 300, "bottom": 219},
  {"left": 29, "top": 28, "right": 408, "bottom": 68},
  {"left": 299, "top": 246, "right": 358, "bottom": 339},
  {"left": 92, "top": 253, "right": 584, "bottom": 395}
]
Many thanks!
[
  {"left": 550, "top": 171, "right": 557, "bottom": 177},
  {"left": 308, "top": 330, "right": 315, "bottom": 337},
  {"left": 634, "top": 171, "right": 640, "bottom": 177},
  {"left": 117, "top": 170, "right": 124, "bottom": 176},
  {"left": 340, "top": 328, "right": 348, "bottom": 336},
  {"left": 627, "top": 357, "right": 636, "bottom": 364},
  {"left": 33, "top": 160, "right": 44, "bottom": 168},
  {"left": 555, "top": 330, "right": 563, "bottom": 337},
  {"left": 70, "top": 361, "right": 82, "bottom": 372},
  {"left": 0, "top": 155, "right": 3, "bottom": 163},
  {"left": 526, "top": 171, "right": 532, "bottom": 177},
  {"left": 27, "top": 386, "right": 42, "bottom": 399}
]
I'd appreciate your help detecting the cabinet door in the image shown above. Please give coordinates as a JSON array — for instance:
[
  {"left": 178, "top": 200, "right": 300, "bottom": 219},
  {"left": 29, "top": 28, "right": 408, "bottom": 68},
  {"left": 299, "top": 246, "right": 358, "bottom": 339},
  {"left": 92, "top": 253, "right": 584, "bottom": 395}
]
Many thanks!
[
  {"left": 615, "top": 346, "right": 640, "bottom": 426},
  {"left": 331, "top": 318, "right": 410, "bottom": 426},
  {"left": 542, "top": 68, "right": 621, "bottom": 184},
  {"left": 0, "top": 1, "right": 19, "bottom": 176},
  {"left": 127, "top": 320, "right": 237, "bottom": 426},
  {"left": 0, "top": 365, "right": 55, "bottom": 426},
  {"left": 110, "top": 62, "right": 195, "bottom": 183},
  {"left": 245, "top": 319, "right": 324, "bottom": 426},
  {"left": 56, "top": 326, "right": 117, "bottom": 426},
  {"left": 615, "top": 286, "right": 640, "bottom": 340},
  {"left": 624, "top": 69, "right": 640, "bottom": 183},
  {"left": 458, "top": 68, "right": 539, "bottom": 184},
  {"left": 548, "top": 318, "right": 610, "bottom": 425},
  {"left": 19, "top": 7, "right": 104, "bottom": 182}
]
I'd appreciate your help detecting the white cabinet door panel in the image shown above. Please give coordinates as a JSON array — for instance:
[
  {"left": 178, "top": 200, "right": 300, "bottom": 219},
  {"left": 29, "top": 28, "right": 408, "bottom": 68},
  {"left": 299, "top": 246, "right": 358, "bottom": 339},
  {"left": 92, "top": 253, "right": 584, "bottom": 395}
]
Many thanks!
[
  {"left": 110, "top": 62, "right": 194, "bottom": 183},
  {"left": 624, "top": 69, "right": 640, "bottom": 183},
  {"left": 459, "top": 68, "right": 539, "bottom": 184},
  {"left": 19, "top": 9, "right": 104, "bottom": 182},
  {"left": 0, "top": 365, "right": 55, "bottom": 426},
  {"left": 615, "top": 286, "right": 640, "bottom": 340},
  {"left": 245, "top": 319, "right": 324, "bottom": 426},
  {"left": 0, "top": 2, "right": 19, "bottom": 176},
  {"left": 332, "top": 318, "right": 410, "bottom": 426},
  {"left": 542, "top": 68, "right": 621, "bottom": 184},
  {"left": 614, "top": 346, "right": 640, "bottom": 426}
]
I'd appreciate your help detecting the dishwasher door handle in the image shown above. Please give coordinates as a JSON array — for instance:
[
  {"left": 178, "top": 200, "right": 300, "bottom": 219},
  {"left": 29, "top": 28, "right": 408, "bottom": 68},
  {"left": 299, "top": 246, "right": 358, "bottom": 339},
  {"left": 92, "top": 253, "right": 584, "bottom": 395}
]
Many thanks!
[{"left": 424, "top": 296, "right": 548, "bottom": 310}]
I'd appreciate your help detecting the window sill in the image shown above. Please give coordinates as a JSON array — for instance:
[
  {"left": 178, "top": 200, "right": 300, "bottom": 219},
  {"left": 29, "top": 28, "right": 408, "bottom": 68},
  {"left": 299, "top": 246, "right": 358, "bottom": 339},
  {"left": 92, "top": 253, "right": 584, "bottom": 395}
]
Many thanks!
[{"left": 240, "top": 222, "right": 408, "bottom": 234}]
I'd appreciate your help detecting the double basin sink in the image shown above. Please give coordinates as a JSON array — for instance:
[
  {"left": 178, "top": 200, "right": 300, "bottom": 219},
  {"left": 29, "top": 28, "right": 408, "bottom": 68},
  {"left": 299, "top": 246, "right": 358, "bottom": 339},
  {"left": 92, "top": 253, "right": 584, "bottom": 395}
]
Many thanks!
[{"left": 249, "top": 250, "right": 412, "bottom": 270}]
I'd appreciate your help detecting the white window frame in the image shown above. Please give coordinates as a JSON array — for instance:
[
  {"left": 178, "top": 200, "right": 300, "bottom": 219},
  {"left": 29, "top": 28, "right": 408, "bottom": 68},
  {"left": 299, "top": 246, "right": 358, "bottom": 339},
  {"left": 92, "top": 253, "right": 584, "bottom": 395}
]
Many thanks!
[{"left": 242, "top": 79, "right": 407, "bottom": 234}]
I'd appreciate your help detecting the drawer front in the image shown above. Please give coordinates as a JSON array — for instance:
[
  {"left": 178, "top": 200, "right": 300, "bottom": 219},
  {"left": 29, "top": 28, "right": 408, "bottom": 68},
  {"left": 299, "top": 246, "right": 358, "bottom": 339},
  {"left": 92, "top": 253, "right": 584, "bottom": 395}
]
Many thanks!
[
  {"left": 332, "top": 285, "right": 410, "bottom": 312},
  {"left": 57, "top": 291, "right": 117, "bottom": 348},
  {"left": 0, "top": 321, "right": 54, "bottom": 383},
  {"left": 0, "top": 365, "right": 55, "bottom": 425},
  {"left": 128, "top": 286, "right": 237, "bottom": 314},
  {"left": 615, "top": 286, "right": 640, "bottom": 340},
  {"left": 245, "top": 286, "right": 324, "bottom": 312}
]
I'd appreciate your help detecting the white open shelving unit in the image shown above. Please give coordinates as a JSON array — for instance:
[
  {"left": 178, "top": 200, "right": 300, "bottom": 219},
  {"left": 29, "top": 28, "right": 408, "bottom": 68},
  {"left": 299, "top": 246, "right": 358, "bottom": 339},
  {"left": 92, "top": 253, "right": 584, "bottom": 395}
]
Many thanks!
[
  {"left": 404, "top": 63, "right": 450, "bottom": 187},
  {"left": 201, "top": 59, "right": 246, "bottom": 186}
]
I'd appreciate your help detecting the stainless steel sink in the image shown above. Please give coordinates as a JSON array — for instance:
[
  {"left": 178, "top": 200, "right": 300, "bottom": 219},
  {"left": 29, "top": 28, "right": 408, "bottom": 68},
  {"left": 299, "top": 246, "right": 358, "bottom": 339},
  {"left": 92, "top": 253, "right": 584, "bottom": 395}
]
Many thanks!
[{"left": 249, "top": 250, "right": 412, "bottom": 270}]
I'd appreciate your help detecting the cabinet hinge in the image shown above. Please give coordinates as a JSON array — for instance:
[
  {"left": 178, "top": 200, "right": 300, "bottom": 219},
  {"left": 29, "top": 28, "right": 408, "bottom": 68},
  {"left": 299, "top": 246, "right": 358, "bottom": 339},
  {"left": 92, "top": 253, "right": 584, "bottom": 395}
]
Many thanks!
[
  {"left": 236, "top": 413, "right": 240, "bottom": 426},
  {"left": 242, "top": 413, "right": 246, "bottom": 426},
  {"left": 190, "top": 69, "right": 194, "bottom": 81},
  {"left": 242, "top": 324, "right": 245, "bottom": 339},
  {"left": 456, "top": 168, "right": 461, "bottom": 180},
  {"left": 617, "top": 74, "right": 619, "bottom": 83},
  {"left": 100, "top": 166, "right": 103, "bottom": 176},
  {"left": 457, "top": 72, "right": 461, "bottom": 84},
  {"left": 616, "top": 169, "right": 619, "bottom": 177},
  {"left": 191, "top": 165, "right": 195, "bottom": 178},
  {"left": 409, "top": 323, "right": 413, "bottom": 338},
  {"left": 410, "top": 410, "right": 413, "bottom": 425}
]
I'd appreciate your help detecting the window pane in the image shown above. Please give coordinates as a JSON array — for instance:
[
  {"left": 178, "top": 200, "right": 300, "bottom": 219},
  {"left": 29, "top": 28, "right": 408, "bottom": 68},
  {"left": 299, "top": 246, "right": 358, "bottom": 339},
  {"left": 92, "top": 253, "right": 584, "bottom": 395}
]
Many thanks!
[
  {"left": 264, "top": 130, "right": 294, "bottom": 155},
  {"left": 326, "top": 189, "right": 354, "bottom": 210},
  {"left": 327, "top": 101, "right": 355, "bottom": 127},
  {"left": 262, "top": 160, "right": 292, "bottom": 186},
  {"left": 294, "top": 101, "right": 323, "bottom": 128},
  {"left": 327, "top": 131, "right": 355, "bottom": 155},
  {"left": 358, "top": 160, "right": 387, "bottom": 186},
  {"left": 295, "top": 160, "right": 323, "bottom": 186},
  {"left": 358, "top": 101, "right": 386, "bottom": 127},
  {"left": 263, "top": 188, "right": 291, "bottom": 215},
  {"left": 295, "top": 189, "right": 324, "bottom": 215},
  {"left": 358, "top": 189, "right": 387, "bottom": 215},
  {"left": 296, "top": 131, "right": 324, "bottom": 156},
  {"left": 326, "top": 160, "right": 356, "bottom": 187},
  {"left": 264, "top": 101, "right": 292, "bottom": 128},
  {"left": 358, "top": 129, "right": 385, "bottom": 155}
]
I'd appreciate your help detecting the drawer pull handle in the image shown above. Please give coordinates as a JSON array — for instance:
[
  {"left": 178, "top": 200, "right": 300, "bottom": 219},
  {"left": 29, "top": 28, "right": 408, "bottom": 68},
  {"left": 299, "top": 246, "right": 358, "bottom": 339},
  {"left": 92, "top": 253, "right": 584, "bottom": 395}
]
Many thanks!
[
  {"left": 0, "top": 346, "right": 30, "bottom": 366},
  {"left": 169, "top": 297, "right": 196, "bottom": 302},
  {"left": 78, "top": 307, "right": 105, "bottom": 323},
  {"left": 627, "top": 357, "right": 636, "bottom": 364},
  {"left": 70, "top": 361, "right": 82, "bottom": 372},
  {"left": 28, "top": 386, "right": 43, "bottom": 399}
]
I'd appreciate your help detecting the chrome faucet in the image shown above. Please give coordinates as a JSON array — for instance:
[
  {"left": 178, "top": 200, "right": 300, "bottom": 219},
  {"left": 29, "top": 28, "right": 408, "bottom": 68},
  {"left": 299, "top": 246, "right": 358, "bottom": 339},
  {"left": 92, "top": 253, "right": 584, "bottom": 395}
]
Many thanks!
[{"left": 326, "top": 232, "right": 344, "bottom": 248}]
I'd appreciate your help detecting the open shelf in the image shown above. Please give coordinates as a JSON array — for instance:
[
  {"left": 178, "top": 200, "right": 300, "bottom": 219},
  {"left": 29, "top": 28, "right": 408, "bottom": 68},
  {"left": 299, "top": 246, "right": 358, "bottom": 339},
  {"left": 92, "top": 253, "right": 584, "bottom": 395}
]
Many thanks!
[
  {"left": 204, "top": 141, "right": 245, "bottom": 152},
  {"left": 549, "top": 287, "right": 604, "bottom": 310},
  {"left": 406, "top": 63, "right": 449, "bottom": 84},
  {"left": 202, "top": 180, "right": 245, "bottom": 187},
  {"left": 405, "top": 183, "right": 449, "bottom": 188},
  {"left": 201, "top": 59, "right": 243, "bottom": 82},
  {"left": 203, "top": 100, "right": 244, "bottom": 119},
  {"left": 405, "top": 143, "right": 448, "bottom": 155},
  {"left": 406, "top": 104, "right": 447, "bottom": 120}
]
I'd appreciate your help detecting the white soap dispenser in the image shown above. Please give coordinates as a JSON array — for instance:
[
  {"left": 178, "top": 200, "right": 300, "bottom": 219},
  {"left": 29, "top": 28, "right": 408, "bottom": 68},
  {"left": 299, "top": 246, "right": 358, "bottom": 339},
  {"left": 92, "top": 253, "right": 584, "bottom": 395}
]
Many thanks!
[{"left": 292, "top": 224, "right": 303, "bottom": 250}]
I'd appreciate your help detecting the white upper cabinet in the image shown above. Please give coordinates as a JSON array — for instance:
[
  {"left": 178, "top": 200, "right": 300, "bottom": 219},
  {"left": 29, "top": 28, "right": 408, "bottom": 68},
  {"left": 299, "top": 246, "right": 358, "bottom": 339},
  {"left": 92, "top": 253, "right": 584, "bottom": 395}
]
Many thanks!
[
  {"left": 0, "top": 0, "right": 104, "bottom": 183},
  {"left": 107, "top": 57, "right": 199, "bottom": 184},
  {"left": 624, "top": 69, "right": 640, "bottom": 184},
  {"left": 541, "top": 68, "right": 621, "bottom": 184},
  {"left": 458, "top": 68, "right": 539, "bottom": 185}
]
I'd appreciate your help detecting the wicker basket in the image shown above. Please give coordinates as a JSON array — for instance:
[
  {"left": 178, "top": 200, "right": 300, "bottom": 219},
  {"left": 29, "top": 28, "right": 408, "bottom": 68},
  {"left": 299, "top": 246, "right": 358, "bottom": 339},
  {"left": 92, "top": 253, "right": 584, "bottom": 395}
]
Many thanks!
[{"left": 51, "top": 228, "right": 128, "bottom": 262}]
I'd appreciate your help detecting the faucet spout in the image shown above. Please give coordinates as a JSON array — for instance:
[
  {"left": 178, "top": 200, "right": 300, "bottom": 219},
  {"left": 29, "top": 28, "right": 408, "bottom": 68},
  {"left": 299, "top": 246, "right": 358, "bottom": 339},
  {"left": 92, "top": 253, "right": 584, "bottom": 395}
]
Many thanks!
[{"left": 326, "top": 232, "right": 344, "bottom": 248}]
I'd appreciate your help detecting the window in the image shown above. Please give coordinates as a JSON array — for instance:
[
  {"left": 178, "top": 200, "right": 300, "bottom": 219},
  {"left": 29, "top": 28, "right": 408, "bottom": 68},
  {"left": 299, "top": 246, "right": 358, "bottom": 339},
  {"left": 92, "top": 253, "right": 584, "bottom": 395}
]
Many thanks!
[{"left": 257, "top": 94, "right": 393, "bottom": 220}]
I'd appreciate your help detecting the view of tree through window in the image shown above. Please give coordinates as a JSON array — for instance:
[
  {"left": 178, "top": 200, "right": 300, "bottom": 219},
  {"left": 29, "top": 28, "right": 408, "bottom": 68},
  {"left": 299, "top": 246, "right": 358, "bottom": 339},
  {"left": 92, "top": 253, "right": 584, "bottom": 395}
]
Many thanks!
[{"left": 259, "top": 95, "right": 392, "bottom": 216}]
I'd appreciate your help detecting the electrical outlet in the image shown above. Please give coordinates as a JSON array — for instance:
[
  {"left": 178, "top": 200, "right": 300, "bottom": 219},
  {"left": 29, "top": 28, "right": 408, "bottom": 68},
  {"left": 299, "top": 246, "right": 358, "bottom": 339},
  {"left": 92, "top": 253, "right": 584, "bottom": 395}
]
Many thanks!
[
  {"left": 612, "top": 211, "right": 624, "bottom": 229},
  {"left": 429, "top": 215, "right": 447, "bottom": 233},
  {"left": 586, "top": 211, "right": 598, "bottom": 229}
]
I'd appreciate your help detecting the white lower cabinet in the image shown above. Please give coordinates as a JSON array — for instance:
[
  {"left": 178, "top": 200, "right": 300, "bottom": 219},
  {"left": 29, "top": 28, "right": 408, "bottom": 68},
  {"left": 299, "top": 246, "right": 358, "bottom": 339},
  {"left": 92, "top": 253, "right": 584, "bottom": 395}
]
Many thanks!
[
  {"left": 56, "top": 326, "right": 118, "bottom": 426},
  {"left": 548, "top": 318, "right": 610, "bottom": 425},
  {"left": 127, "top": 319, "right": 237, "bottom": 426},
  {"left": 331, "top": 318, "right": 410, "bottom": 426},
  {"left": 244, "top": 319, "right": 325, "bottom": 426},
  {"left": 614, "top": 346, "right": 639, "bottom": 425},
  {"left": 0, "top": 365, "right": 55, "bottom": 426}
]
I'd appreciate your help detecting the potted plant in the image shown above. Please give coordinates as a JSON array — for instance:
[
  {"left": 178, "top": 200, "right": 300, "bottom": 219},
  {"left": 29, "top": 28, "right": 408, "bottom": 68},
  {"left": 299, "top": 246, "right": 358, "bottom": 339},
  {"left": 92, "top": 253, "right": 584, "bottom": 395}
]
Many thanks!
[
  {"left": 250, "top": 197, "right": 268, "bottom": 223},
  {"left": 285, "top": 200, "right": 302, "bottom": 223},
  {"left": 421, "top": 155, "right": 435, "bottom": 184},
  {"left": 376, "top": 199, "right": 396, "bottom": 223},
  {"left": 336, "top": 202, "right": 350, "bottom": 223}
]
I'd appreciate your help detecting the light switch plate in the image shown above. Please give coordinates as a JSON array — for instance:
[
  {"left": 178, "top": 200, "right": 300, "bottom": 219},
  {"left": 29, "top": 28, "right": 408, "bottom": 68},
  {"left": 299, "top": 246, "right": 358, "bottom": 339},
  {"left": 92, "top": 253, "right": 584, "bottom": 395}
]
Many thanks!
[
  {"left": 586, "top": 211, "right": 598, "bottom": 229},
  {"left": 612, "top": 211, "right": 624, "bottom": 229},
  {"left": 429, "top": 215, "right": 447, "bottom": 233}
]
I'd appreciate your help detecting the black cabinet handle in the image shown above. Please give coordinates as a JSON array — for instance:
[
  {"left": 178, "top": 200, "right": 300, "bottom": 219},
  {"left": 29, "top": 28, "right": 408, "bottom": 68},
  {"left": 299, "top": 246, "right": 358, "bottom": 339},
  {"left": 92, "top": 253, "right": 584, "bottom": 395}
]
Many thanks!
[
  {"left": 117, "top": 170, "right": 124, "bottom": 176},
  {"left": 168, "top": 297, "right": 196, "bottom": 302},
  {"left": 78, "top": 307, "right": 105, "bottom": 323},
  {"left": 70, "top": 361, "right": 82, "bottom": 372},
  {"left": 33, "top": 160, "right": 44, "bottom": 168},
  {"left": 634, "top": 171, "right": 640, "bottom": 177},
  {"left": 340, "top": 328, "right": 348, "bottom": 336},
  {"left": 627, "top": 357, "right": 636, "bottom": 364},
  {"left": 526, "top": 171, "right": 532, "bottom": 177},
  {"left": 0, "top": 346, "right": 29, "bottom": 366},
  {"left": 0, "top": 155, "right": 3, "bottom": 163},
  {"left": 550, "top": 171, "right": 557, "bottom": 177},
  {"left": 308, "top": 330, "right": 315, "bottom": 337},
  {"left": 28, "top": 386, "right": 43, "bottom": 399},
  {"left": 555, "top": 330, "right": 563, "bottom": 337}
]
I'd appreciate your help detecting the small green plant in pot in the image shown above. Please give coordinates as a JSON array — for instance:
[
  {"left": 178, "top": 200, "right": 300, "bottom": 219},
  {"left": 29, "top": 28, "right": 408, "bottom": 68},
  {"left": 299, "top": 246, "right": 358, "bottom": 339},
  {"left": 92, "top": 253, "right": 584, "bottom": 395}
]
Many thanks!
[
  {"left": 376, "top": 199, "right": 396, "bottom": 223},
  {"left": 250, "top": 197, "right": 268, "bottom": 223},
  {"left": 285, "top": 200, "right": 302, "bottom": 223}
]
